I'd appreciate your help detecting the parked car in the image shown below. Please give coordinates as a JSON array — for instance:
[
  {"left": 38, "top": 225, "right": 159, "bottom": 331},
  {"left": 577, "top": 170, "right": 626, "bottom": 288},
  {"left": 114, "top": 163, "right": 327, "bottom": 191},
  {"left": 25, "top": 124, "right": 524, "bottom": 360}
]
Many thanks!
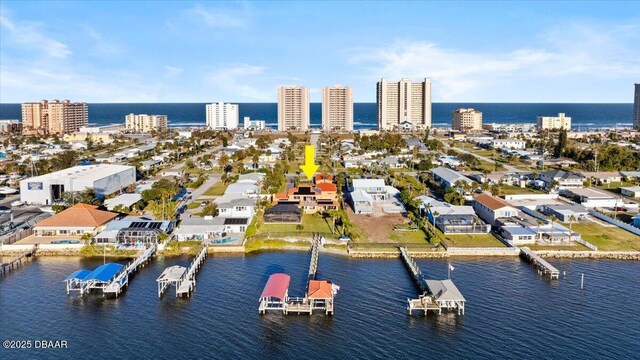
[{"left": 11, "top": 200, "right": 25, "bottom": 207}]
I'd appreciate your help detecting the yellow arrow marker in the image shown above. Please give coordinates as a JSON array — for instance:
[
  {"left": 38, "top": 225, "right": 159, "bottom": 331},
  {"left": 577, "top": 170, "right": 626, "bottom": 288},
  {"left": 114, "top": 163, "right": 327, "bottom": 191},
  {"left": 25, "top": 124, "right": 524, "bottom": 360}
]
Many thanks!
[{"left": 300, "top": 145, "right": 319, "bottom": 179}]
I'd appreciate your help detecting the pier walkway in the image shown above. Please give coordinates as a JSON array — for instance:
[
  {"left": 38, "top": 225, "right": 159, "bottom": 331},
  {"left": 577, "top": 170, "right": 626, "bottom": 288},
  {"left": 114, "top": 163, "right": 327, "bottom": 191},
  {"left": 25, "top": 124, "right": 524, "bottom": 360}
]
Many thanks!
[
  {"left": 520, "top": 247, "right": 560, "bottom": 279},
  {"left": 176, "top": 245, "right": 208, "bottom": 297},
  {"left": 1, "top": 246, "right": 36, "bottom": 277},
  {"left": 308, "top": 236, "right": 319, "bottom": 281},
  {"left": 104, "top": 244, "right": 156, "bottom": 296},
  {"left": 400, "top": 246, "right": 466, "bottom": 316}
]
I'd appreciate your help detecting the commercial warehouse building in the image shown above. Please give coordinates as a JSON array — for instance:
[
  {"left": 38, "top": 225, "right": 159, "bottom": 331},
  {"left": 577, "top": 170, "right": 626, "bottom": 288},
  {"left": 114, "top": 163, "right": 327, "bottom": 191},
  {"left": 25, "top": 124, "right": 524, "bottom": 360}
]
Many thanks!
[{"left": 20, "top": 164, "right": 136, "bottom": 205}]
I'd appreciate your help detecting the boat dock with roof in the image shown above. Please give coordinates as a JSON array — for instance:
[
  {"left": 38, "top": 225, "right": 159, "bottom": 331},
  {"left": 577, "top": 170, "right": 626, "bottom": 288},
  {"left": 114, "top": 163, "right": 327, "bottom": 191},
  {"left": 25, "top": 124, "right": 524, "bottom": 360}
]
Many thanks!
[
  {"left": 519, "top": 247, "right": 560, "bottom": 279},
  {"left": 259, "top": 235, "right": 338, "bottom": 315},
  {"left": 157, "top": 245, "right": 208, "bottom": 298},
  {"left": 400, "top": 246, "right": 466, "bottom": 316},
  {"left": 64, "top": 244, "right": 156, "bottom": 296}
]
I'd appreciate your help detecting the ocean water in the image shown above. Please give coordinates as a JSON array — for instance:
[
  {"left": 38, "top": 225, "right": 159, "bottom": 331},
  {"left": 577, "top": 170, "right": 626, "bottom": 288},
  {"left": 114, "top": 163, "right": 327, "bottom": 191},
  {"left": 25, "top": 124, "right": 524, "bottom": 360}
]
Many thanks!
[
  {"left": 0, "top": 103, "right": 634, "bottom": 130},
  {"left": 1, "top": 253, "right": 639, "bottom": 359}
]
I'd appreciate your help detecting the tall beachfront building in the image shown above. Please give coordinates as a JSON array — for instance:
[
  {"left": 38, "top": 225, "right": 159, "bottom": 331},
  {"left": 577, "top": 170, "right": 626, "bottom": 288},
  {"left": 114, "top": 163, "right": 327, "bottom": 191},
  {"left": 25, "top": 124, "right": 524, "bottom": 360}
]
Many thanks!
[
  {"left": 322, "top": 85, "right": 353, "bottom": 132},
  {"left": 21, "top": 100, "right": 88, "bottom": 135},
  {"left": 125, "top": 114, "right": 168, "bottom": 133},
  {"left": 537, "top": 113, "right": 571, "bottom": 130},
  {"left": 634, "top": 83, "right": 640, "bottom": 130},
  {"left": 278, "top": 86, "right": 310, "bottom": 131},
  {"left": 377, "top": 78, "right": 432, "bottom": 131},
  {"left": 452, "top": 108, "right": 482, "bottom": 131},
  {"left": 206, "top": 102, "right": 239, "bottom": 130}
]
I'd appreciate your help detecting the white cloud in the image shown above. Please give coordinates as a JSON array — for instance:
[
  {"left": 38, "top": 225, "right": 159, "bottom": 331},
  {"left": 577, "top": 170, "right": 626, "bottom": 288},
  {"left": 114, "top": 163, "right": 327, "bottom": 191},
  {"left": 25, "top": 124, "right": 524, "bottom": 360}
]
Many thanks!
[
  {"left": 186, "top": 4, "right": 248, "bottom": 29},
  {"left": 164, "top": 65, "right": 184, "bottom": 77},
  {"left": 0, "top": 10, "right": 72, "bottom": 58},
  {"left": 84, "top": 26, "right": 123, "bottom": 56},
  {"left": 207, "top": 64, "right": 272, "bottom": 101},
  {"left": 348, "top": 22, "right": 640, "bottom": 101}
]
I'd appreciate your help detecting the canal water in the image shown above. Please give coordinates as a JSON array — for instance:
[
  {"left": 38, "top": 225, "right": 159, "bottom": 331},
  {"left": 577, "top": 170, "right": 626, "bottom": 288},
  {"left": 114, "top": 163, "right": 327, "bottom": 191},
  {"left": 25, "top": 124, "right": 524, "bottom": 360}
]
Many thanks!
[{"left": 1, "top": 253, "right": 639, "bottom": 359}]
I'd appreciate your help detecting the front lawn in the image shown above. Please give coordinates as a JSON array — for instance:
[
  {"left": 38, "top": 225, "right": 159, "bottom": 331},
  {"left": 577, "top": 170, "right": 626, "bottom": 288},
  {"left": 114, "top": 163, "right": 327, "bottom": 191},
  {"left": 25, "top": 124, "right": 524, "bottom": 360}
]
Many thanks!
[{"left": 203, "top": 182, "right": 228, "bottom": 196}]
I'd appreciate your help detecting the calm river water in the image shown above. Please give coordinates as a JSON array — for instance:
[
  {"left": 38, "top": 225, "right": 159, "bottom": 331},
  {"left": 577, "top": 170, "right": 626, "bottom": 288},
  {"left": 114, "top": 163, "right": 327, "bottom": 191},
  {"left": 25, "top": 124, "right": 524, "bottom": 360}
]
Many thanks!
[{"left": 1, "top": 253, "right": 639, "bottom": 359}]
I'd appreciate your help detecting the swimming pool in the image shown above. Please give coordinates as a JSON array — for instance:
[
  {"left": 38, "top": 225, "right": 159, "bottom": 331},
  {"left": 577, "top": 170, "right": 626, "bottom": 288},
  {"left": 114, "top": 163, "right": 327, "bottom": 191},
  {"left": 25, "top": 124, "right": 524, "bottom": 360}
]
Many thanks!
[
  {"left": 211, "top": 237, "right": 240, "bottom": 245},
  {"left": 51, "top": 239, "right": 81, "bottom": 244}
]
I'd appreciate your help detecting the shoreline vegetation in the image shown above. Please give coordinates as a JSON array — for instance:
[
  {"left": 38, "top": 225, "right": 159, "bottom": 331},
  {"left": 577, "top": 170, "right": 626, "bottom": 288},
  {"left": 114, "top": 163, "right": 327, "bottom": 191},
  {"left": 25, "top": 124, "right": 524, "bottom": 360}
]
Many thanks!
[{"left": 2, "top": 242, "right": 639, "bottom": 260}]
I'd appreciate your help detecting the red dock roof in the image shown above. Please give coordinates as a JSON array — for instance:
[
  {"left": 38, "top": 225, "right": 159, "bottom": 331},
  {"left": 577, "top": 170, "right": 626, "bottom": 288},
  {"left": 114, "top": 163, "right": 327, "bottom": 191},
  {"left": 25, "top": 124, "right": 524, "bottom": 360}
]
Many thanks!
[
  {"left": 307, "top": 280, "right": 334, "bottom": 299},
  {"left": 259, "top": 273, "right": 290, "bottom": 300}
]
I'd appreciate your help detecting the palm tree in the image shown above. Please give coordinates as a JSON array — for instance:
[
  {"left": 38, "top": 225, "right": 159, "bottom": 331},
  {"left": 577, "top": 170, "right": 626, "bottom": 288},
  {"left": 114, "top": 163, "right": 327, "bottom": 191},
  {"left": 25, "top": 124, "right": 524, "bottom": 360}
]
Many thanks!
[
  {"left": 536, "top": 219, "right": 544, "bottom": 243},
  {"left": 568, "top": 215, "right": 576, "bottom": 242}
]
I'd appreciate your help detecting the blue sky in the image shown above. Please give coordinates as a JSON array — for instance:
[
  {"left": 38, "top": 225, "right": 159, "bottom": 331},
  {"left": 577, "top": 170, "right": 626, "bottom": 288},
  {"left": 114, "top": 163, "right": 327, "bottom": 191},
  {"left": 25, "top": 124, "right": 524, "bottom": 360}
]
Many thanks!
[{"left": 1, "top": 1, "right": 639, "bottom": 103}]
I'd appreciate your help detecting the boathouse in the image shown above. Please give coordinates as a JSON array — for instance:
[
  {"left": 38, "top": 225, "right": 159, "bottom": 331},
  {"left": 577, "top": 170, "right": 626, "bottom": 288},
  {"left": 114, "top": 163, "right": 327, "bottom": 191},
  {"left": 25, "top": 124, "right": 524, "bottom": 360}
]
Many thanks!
[
  {"left": 65, "top": 263, "right": 124, "bottom": 295},
  {"left": 259, "top": 273, "right": 291, "bottom": 313}
]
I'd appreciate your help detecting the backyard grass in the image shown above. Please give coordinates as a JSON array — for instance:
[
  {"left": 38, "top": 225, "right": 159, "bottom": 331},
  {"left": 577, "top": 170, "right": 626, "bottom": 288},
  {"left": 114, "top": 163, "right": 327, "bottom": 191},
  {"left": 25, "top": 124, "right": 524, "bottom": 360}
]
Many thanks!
[
  {"left": 595, "top": 181, "right": 636, "bottom": 193},
  {"left": 389, "top": 230, "right": 428, "bottom": 243},
  {"left": 568, "top": 222, "right": 640, "bottom": 251},
  {"left": 433, "top": 228, "right": 506, "bottom": 248},
  {"left": 255, "top": 214, "right": 335, "bottom": 238},
  {"left": 202, "top": 182, "right": 228, "bottom": 196}
]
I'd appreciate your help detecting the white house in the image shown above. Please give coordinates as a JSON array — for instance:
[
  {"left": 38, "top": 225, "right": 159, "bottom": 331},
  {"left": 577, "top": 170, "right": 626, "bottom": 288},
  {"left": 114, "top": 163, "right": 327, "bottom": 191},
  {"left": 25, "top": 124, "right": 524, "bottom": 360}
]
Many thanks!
[
  {"left": 490, "top": 138, "right": 526, "bottom": 150},
  {"left": 560, "top": 187, "right": 619, "bottom": 208},
  {"left": 216, "top": 198, "right": 256, "bottom": 218},
  {"left": 472, "top": 194, "right": 519, "bottom": 226}
]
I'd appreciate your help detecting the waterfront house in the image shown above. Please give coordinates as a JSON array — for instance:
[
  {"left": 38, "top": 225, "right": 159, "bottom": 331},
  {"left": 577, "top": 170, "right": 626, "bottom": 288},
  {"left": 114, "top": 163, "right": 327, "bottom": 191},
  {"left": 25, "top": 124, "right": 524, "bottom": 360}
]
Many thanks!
[
  {"left": 264, "top": 203, "right": 302, "bottom": 223},
  {"left": 472, "top": 194, "right": 519, "bottom": 226},
  {"left": 93, "top": 217, "right": 174, "bottom": 245},
  {"left": 275, "top": 184, "right": 339, "bottom": 214},
  {"left": 173, "top": 216, "right": 249, "bottom": 241},
  {"left": 33, "top": 203, "right": 119, "bottom": 238},
  {"left": 435, "top": 214, "right": 490, "bottom": 235}
]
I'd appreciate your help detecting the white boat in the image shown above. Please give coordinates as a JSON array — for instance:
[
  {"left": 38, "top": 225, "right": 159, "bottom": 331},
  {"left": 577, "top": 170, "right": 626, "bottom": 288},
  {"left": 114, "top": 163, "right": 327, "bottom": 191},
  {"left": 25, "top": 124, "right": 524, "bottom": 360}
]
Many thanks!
[{"left": 0, "top": 187, "right": 18, "bottom": 194}]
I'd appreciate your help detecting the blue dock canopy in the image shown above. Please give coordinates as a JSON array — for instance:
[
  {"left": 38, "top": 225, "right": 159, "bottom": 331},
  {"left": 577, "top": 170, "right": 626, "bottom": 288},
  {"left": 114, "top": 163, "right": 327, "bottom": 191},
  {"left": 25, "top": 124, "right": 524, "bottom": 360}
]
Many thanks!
[
  {"left": 85, "top": 263, "right": 124, "bottom": 282},
  {"left": 65, "top": 269, "right": 91, "bottom": 281}
]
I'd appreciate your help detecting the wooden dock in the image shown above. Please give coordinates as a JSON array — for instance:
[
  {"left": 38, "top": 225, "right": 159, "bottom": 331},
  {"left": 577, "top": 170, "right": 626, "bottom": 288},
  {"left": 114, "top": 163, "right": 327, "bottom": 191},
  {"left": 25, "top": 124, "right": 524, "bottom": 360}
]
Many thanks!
[
  {"left": 399, "top": 246, "right": 427, "bottom": 294},
  {"left": 520, "top": 247, "right": 560, "bottom": 279},
  {"left": 308, "top": 236, "right": 319, "bottom": 281},
  {"left": 103, "top": 244, "right": 156, "bottom": 296},
  {"left": 400, "top": 246, "right": 466, "bottom": 316},
  {"left": 176, "top": 245, "right": 207, "bottom": 297},
  {"left": 1, "top": 246, "right": 37, "bottom": 277}
]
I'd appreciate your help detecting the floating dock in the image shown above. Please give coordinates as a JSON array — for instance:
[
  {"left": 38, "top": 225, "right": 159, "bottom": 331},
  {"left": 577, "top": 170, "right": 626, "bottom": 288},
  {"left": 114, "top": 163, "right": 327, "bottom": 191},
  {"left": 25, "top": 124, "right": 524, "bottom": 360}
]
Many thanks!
[
  {"left": 64, "top": 244, "right": 156, "bottom": 296},
  {"left": 400, "top": 246, "right": 466, "bottom": 316},
  {"left": 519, "top": 247, "right": 560, "bottom": 279},
  {"left": 1, "top": 246, "right": 36, "bottom": 276},
  {"left": 259, "top": 236, "right": 338, "bottom": 315}
]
